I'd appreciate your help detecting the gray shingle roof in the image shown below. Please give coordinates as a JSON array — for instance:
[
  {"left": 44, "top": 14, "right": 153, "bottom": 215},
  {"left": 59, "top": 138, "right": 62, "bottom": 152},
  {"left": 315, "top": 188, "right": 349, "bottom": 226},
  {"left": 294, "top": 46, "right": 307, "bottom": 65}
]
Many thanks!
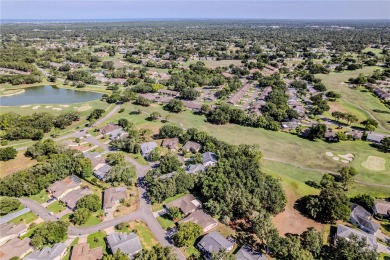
[
  {"left": 198, "top": 231, "right": 234, "bottom": 254},
  {"left": 140, "top": 142, "right": 157, "bottom": 155},
  {"left": 336, "top": 224, "right": 378, "bottom": 250},
  {"left": 24, "top": 243, "right": 66, "bottom": 260},
  {"left": 351, "top": 205, "right": 379, "bottom": 234},
  {"left": 202, "top": 152, "right": 218, "bottom": 165},
  {"left": 106, "top": 232, "right": 142, "bottom": 256},
  {"left": 235, "top": 245, "right": 266, "bottom": 260},
  {"left": 186, "top": 164, "right": 206, "bottom": 174}
]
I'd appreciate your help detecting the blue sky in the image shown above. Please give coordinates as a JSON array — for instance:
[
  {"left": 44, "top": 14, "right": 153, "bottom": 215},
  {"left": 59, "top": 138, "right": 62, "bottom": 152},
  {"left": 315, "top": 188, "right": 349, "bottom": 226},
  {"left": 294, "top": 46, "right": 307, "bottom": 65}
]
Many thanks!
[{"left": 2, "top": 0, "right": 390, "bottom": 20}]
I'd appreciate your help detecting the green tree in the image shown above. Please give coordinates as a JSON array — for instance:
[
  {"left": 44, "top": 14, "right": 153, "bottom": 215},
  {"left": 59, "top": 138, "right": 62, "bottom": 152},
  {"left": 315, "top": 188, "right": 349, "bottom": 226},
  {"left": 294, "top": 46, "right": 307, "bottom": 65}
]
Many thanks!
[
  {"left": 106, "top": 153, "right": 126, "bottom": 166},
  {"left": 173, "top": 222, "right": 202, "bottom": 247},
  {"left": 167, "top": 206, "right": 182, "bottom": 221},
  {"left": 174, "top": 173, "right": 194, "bottom": 194},
  {"left": 332, "top": 235, "right": 378, "bottom": 260},
  {"left": 159, "top": 154, "right": 181, "bottom": 174},
  {"left": 320, "top": 174, "right": 336, "bottom": 188},
  {"left": 0, "top": 147, "right": 17, "bottom": 161},
  {"left": 71, "top": 208, "right": 91, "bottom": 225},
  {"left": 301, "top": 228, "right": 322, "bottom": 257},
  {"left": 31, "top": 221, "right": 68, "bottom": 248},
  {"left": 103, "top": 249, "right": 129, "bottom": 260},
  {"left": 307, "top": 124, "right": 327, "bottom": 140},
  {"left": 361, "top": 118, "right": 378, "bottom": 131},
  {"left": 148, "top": 112, "right": 161, "bottom": 121},
  {"left": 338, "top": 166, "right": 358, "bottom": 190},
  {"left": 0, "top": 197, "right": 21, "bottom": 216},
  {"left": 133, "top": 246, "right": 178, "bottom": 260},
  {"left": 350, "top": 194, "right": 374, "bottom": 212},
  {"left": 380, "top": 137, "right": 390, "bottom": 153},
  {"left": 164, "top": 99, "right": 185, "bottom": 113},
  {"left": 76, "top": 194, "right": 101, "bottom": 212}
]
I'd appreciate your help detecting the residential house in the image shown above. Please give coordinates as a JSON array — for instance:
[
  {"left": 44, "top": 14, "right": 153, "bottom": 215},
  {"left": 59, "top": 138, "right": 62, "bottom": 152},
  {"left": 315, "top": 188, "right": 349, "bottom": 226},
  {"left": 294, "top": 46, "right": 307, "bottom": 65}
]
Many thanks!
[
  {"left": 83, "top": 152, "right": 105, "bottom": 169},
  {"left": 197, "top": 231, "right": 234, "bottom": 256},
  {"left": 109, "top": 129, "right": 128, "bottom": 141},
  {"left": 103, "top": 187, "right": 127, "bottom": 210},
  {"left": 235, "top": 245, "right": 266, "bottom": 260},
  {"left": 186, "top": 164, "right": 206, "bottom": 174},
  {"left": 335, "top": 224, "right": 378, "bottom": 250},
  {"left": 202, "top": 152, "right": 218, "bottom": 167},
  {"left": 346, "top": 130, "right": 363, "bottom": 140},
  {"left": 165, "top": 194, "right": 201, "bottom": 216},
  {"left": 228, "top": 84, "right": 251, "bottom": 105},
  {"left": 162, "top": 138, "right": 179, "bottom": 151},
  {"left": 100, "top": 124, "right": 121, "bottom": 135},
  {"left": 70, "top": 243, "right": 103, "bottom": 260},
  {"left": 183, "top": 101, "right": 202, "bottom": 111},
  {"left": 0, "top": 238, "right": 33, "bottom": 260},
  {"left": 48, "top": 175, "right": 81, "bottom": 200},
  {"left": 281, "top": 119, "right": 300, "bottom": 130},
  {"left": 158, "top": 89, "right": 179, "bottom": 97},
  {"left": 350, "top": 205, "right": 379, "bottom": 235},
  {"left": 140, "top": 142, "right": 157, "bottom": 158},
  {"left": 61, "top": 187, "right": 94, "bottom": 210},
  {"left": 366, "top": 132, "right": 386, "bottom": 143},
  {"left": 373, "top": 200, "right": 390, "bottom": 218},
  {"left": 24, "top": 243, "right": 67, "bottom": 260},
  {"left": 179, "top": 210, "right": 218, "bottom": 233},
  {"left": 93, "top": 164, "right": 112, "bottom": 181},
  {"left": 0, "top": 223, "right": 27, "bottom": 246},
  {"left": 324, "top": 130, "right": 336, "bottom": 142},
  {"left": 106, "top": 232, "right": 142, "bottom": 257},
  {"left": 373, "top": 87, "right": 390, "bottom": 101},
  {"left": 182, "top": 141, "right": 202, "bottom": 153}
]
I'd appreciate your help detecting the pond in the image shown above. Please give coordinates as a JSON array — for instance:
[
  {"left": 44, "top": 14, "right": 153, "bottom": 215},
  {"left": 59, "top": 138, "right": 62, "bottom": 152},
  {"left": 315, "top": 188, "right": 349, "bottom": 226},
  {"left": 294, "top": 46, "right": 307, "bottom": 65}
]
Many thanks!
[{"left": 0, "top": 85, "right": 102, "bottom": 106}]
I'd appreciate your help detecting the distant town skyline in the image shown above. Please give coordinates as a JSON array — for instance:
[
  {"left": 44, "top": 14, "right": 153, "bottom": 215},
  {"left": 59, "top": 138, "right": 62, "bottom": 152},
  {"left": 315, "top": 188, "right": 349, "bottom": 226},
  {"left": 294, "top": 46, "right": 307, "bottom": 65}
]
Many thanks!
[{"left": 2, "top": 0, "right": 390, "bottom": 20}]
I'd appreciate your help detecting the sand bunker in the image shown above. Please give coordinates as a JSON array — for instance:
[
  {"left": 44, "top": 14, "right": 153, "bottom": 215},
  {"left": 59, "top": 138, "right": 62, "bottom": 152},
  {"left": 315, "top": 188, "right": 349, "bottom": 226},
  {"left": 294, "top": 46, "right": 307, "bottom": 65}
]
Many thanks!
[
  {"left": 339, "top": 153, "right": 354, "bottom": 162},
  {"left": 20, "top": 105, "right": 31, "bottom": 108},
  {"left": 45, "top": 105, "right": 52, "bottom": 108},
  {"left": 341, "top": 160, "right": 349, "bottom": 163},
  {"left": 60, "top": 105, "right": 70, "bottom": 107},
  {"left": 32, "top": 106, "right": 40, "bottom": 110},
  {"left": 332, "top": 157, "right": 340, "bottom": 161},
  {"left": 77, "top": 105, "right": 92, "bottom": 112},
  {"left": 362, "top": 156, "right": 386, "bottom": 171},
  {"left": 326, "top": 152, "right": 333, "bottom": 157},
  {"left": 52, "top": 107, "right": 62, "bottom": 111}
]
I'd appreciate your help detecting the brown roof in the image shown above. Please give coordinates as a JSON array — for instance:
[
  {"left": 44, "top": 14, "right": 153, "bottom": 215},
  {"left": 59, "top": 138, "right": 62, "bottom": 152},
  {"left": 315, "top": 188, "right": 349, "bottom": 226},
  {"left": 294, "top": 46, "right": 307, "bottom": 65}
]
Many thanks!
[
  {"left": 103, "top": 187, "right": 127, "bottom": 209},
  {"left": 179, "top": 210, "right": 218, "bottom": 233},
  {"left": 61, "top": 188, "right": 94, "bottom": 209},
  {"left": 182, "top": 141, "right": 202, "bottom": 152},
  {"left": 162, "top": 138, "right": 179, "bottom": 150},
  {"left": 165, "top": 194, "right": 201, "bottom": 215},
  {"left": 100, "top": 124, "right": 121, "bottom": 135},
  {"left": 48, "top": 176, "right": 81, "bottom": 199},
  {"left": 0, "top": 223, "right": 27, "bottom": 239},
  {"left": 374, "top": 200, "right": 390, "bottom": 215},
  {"left": 71, "top": 243, "right": 103, "bottom": 260},
  {"left": 0, "top": 238, "right": 32, "bottom": 260},
  {"left": 228, "top": 84, "right": 251, "bottom": 105}
]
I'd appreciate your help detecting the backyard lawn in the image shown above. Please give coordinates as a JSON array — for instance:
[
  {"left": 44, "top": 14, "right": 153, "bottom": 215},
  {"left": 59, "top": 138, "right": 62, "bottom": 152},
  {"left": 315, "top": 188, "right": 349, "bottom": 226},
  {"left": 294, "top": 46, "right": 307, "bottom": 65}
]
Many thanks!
[
  {"left": 151, "top": 193, "right": 187, "bottom": 212},
  {"left": 46, "top": 201, "right": 65, "bottom": 214},
  {"left": 9, "top": 212, "right": 38, "bottom": 225},
  {"left": 0, "top": 151, "right": 37, "bottom": 178},
  {"left": 28, "top": 190, "right": 49, "bottom": 204},
  {"left": 87, "top": 231, "right": 107, "bottom": 253},
  {"left": 156, "top": 214, "right": 175, "bottom": 230},
  {"left": 128, "top": 221, "right": 158, "bottom": 250}
]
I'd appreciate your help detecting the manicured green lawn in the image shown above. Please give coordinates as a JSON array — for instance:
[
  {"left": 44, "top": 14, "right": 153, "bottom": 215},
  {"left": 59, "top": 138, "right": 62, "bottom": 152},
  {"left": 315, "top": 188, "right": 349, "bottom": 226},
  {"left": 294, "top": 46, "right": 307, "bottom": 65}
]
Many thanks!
[
  {"left": 379, "top": 253, "right": 390, "bottom": 260},
  {"left": 46, "top": 201, "right": 65, "bottom": 214},
  {"left": 80, "top": 213, "right": 102, "bottom": 227},
  {"left": 129, "top": 221, "right": 158, "bottom": 250},
  {"left": 180, "top": 245, "right": 200, "bottom": 258},
  {"left": 87, "top": 231, "right": 107, "bottom": 253},
  {"left": 156, "top": 214, "right": 175, "bottom": 230},
  {"left": 28, "top": 190, "right": 49, "bottom": 204},
  {"left": 20, "top": 223, "right": 43, "bottom": 239},
  {"left": 316, "top": 66, "right": 390, "bottom": 132},
  {"left": 60, "top": 213, "right": 71, "bottom": 222},
  {"left": 9, "top": 212, "right": 38, "bottom": 224}
]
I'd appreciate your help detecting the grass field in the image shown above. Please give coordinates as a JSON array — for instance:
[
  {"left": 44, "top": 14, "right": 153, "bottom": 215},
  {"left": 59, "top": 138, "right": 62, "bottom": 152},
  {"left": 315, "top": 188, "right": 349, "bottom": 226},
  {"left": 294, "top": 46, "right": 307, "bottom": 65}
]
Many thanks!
[
  {"left": 156, "top": 214, "right": 175, "bottom": 230},
  {"left": 46, "top": 201, "right": 65, "bottom": 214},
  {"left": 28, "top": 190, "right": 49, "bottom": 204},
  {"left": 0, "top": 152, "right": 37, "bottom": 178},
  {"left": 316, "top": 66, "right": 390, "bottom": 132},
  {"left": 151, "top": 193, "right": 187, "bottom": 212},
  {"left": 87, "top": 231, "right": 107, "bottom": 253},
  {"left": 9, "top": 212, "right": 38, "bottom": 224},
  {"left": 129, "top": 220, "right": 159, "bottom": 250}
]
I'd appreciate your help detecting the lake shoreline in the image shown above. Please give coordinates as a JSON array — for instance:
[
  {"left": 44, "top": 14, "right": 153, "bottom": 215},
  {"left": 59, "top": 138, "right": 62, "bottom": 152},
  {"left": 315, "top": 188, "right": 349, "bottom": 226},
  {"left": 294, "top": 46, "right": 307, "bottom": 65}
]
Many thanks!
[{"left": 0, "top": 89, "right": 25, "bottom": 97}]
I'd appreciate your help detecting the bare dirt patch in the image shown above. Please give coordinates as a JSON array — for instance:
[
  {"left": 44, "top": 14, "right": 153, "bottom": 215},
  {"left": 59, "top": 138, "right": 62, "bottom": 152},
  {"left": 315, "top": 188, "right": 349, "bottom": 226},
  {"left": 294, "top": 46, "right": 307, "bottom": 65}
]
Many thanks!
[
  {"left": 272, "top": 187, "right": 322, "bottom": 236},
  {"left": 114, "top": 187, "right": 140, "bottom": 217},
  {"left": 362, "top": 156, "right": 386, "bottom": 171},
  {"left": 77, "top": 105, "right": 92, "bottom": 112},
  {"left": 0, "top": 151, "right": 37, "bottom": 177}
]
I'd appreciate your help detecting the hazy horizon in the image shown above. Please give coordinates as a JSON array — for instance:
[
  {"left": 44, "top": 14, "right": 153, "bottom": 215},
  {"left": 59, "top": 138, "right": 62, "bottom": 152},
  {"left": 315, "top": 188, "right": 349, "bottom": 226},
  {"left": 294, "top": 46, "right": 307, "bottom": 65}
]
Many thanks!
[{"left": 2, "top": 1, "right": 390, "bottom": 20}]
